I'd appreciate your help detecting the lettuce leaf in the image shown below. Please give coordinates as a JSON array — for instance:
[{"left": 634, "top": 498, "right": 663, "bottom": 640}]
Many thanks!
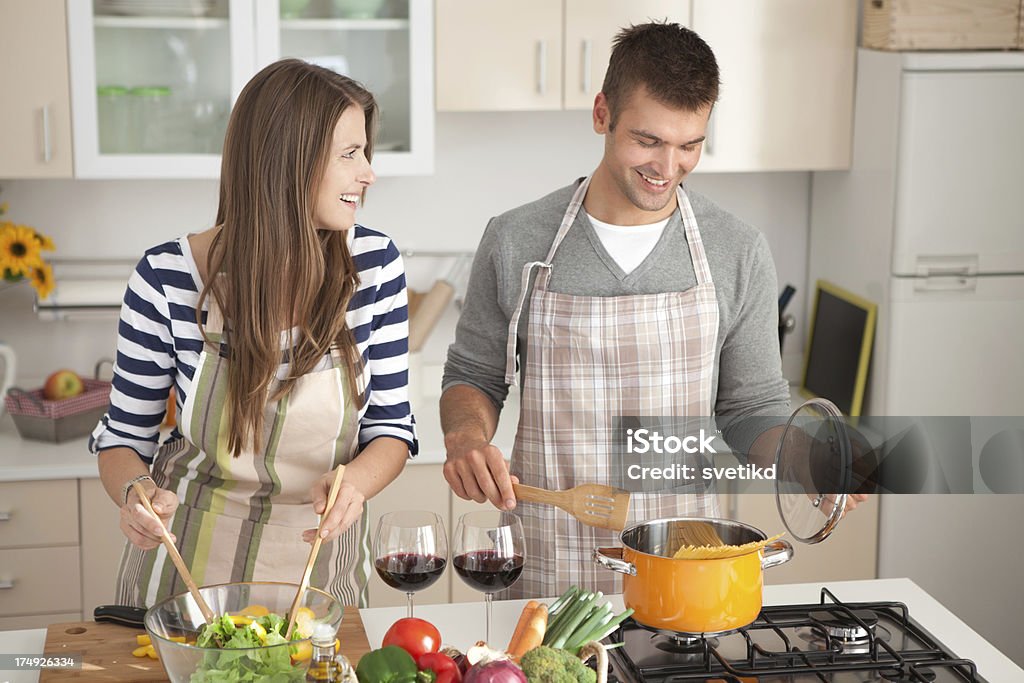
[{"left": 189, "top": 612, "right": 306, "bottom": 683}]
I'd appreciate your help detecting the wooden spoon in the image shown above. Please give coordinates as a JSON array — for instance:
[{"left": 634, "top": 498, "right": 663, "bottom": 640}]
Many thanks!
[
  {"left": 285, "top": 464, "right": 346, "bottom": 640},
  {"left": 132, "top": 481, "right": 215, "bottom": 625},
  {"left": 512, "top": 482, "right": 631, "bottom": 531}
]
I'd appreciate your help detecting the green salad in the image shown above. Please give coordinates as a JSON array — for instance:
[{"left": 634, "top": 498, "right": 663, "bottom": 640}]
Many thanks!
[{"left": 188, "top": 612, "right": 308, "bottom": 683}]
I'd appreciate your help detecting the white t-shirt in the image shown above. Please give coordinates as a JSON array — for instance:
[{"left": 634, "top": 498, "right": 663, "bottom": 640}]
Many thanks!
[{"left": 587, "top": 212, "right": 670, "bottom": 275}]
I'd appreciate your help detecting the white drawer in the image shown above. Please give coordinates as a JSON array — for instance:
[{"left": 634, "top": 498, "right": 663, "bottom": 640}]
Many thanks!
[
  {"left": 0, "top": 546, "right": 82, "bottom": 616},
  {"left": 0, "top": 480, "right": 79, "bottom": 548}
]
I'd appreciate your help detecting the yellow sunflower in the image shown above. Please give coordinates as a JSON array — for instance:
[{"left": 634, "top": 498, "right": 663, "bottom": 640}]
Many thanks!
[
  {"left": 29, "top": 262, "right": 55, "bottom": 299},
  {"left": 1, "top": 223, "right": 43, "bottom": 277},
  {"left": 35, "top": 230, "right": 56, "bottom": 251}
]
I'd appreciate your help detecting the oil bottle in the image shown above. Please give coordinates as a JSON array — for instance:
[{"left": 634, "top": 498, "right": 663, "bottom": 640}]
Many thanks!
[{"left": 306, "top": 623, "right": 338, "bottom": 682}]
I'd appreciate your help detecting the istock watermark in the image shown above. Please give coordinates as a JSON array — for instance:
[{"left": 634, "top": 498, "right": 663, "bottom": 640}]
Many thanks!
[
  {"left": 625, "top": 427, "right": 718, "bottom": 454},
  {"left": 625, "top": 461, "right": 776, "bottom": 482},
  {"left": 608, "top": 414, "right": 1024, "bottom": 495}
]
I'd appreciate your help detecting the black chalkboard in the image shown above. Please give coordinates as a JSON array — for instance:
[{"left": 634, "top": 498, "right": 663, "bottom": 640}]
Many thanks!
[{"left": 802, "top": 282, "right": 876, "bottom": 416}]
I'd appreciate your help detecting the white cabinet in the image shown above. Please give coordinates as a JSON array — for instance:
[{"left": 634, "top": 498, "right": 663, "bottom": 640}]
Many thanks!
[
  {"left": 436, "top": 1, "right": 688, "bottom": 111},
  {"left": 0, "top": 0, "right": 73, "bottom": 178},
  {"left": 436, "top": 0, "right": 856, "bottom": 172},
  {"left": 80, "top": 478, "right": 124, "bottom": 618},
  {"left": 65, "top": 0, "right": 433, "bottom": 178},
  {"left": 435, "top": 0, "right": 562, "bottom": 111},
  {"left": 0, "top": 480, "right": 82, "bottom": 624},
  {"left": 0, "top": 479, "right": 127, "bottom": 626},
  {"left": 255, "top": 0, "right": 434, "bottom": 175},
  {"left": 692, "top": 0, "right": 857, "bottom": 172}
]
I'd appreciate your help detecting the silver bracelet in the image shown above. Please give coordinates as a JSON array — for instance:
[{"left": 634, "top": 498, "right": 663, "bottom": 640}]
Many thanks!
[{"left": 121, "top": 474, "right": 155, "bottom": 506}]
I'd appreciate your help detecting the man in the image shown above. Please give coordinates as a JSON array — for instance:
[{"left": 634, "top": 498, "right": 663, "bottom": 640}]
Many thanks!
[{"left": 442, "top": 22, "right": 824, "bottom": 598}]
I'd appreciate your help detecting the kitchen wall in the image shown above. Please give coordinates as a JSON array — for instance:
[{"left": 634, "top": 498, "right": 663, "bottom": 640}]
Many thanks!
[{"left": 1, "top": 110, "right": 812, "bottom": 386}]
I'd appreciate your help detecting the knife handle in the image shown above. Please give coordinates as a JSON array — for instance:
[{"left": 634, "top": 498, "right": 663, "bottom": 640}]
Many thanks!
[{"left": 94, "top": 604, "right": 147, "bottom": 628}]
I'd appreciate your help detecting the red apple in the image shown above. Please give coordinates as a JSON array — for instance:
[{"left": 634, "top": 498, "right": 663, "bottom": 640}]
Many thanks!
[{"left": 43, "top": 369, "right": 85, "bottom": 401}]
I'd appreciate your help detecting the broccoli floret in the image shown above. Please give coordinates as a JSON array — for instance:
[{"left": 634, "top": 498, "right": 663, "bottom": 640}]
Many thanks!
[{"left": 519, "top": 646, "right": 596, "bottom": 683}]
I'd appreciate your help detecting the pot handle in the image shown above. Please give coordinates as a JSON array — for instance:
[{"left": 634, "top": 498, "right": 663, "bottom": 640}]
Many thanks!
[
  {"left": 593, "top": 547, "right": 637, "bottom": 576},
  {"left": 761, "top": 539, "right": 794, "bottom": 570}
]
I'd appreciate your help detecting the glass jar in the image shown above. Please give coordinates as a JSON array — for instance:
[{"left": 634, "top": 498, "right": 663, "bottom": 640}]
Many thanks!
[
  {"left": 97, "top": 86, "right": 132, "bottom": 153},
  {"left": 130, "top": 86, "right": 172, "bottom": 154}
]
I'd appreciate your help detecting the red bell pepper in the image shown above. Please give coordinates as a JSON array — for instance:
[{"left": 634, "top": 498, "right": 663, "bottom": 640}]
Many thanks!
[{"left": 417, "top": 652, "right": 463, "bottom": 683}]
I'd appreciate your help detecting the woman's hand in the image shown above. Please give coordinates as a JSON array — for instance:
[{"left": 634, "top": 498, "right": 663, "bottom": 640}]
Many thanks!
[
  {"left": 120, "top": 485, "right": 178, "bottom": 550},
  {"left": 304, "top": 468, "right": 366, "bottom": 544}
]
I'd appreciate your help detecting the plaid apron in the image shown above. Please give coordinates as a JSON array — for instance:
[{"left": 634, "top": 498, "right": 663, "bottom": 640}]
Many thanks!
[
  {"left": 115, "top": 298, "right": 369, "bottom": 608},
  {"left": 503, "top": 176, "right": 720, "bottom": 598}
]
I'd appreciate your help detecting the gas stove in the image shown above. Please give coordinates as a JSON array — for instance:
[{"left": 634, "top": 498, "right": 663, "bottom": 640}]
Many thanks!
[{"left": 604, "top": 587, "right": 986, "bottom": 682}]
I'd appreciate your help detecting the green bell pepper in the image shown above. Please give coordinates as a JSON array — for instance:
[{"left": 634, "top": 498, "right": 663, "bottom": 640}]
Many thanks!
[{"left": 356, "top": 645, "right": 428, "bottom": 683}]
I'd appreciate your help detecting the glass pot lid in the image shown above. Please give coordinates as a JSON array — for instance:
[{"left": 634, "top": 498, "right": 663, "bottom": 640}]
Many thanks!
[{"left": 774, "top": 398, "right": 850, "bottom": 544}]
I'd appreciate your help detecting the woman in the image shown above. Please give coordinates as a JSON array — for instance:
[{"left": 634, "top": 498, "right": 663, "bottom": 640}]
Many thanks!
[{"left": 90, "top": 59, "right": 417, "bottom": 608}]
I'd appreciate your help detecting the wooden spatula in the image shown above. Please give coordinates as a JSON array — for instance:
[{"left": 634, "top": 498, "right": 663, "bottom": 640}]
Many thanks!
[
  {"left": 132, "top": 481, "right": 215, "bottom": 625},
  {"left": 512, "top": 482, "right": 631, "bottom": 531},
  {"left": 285, "top": 464, "right": 346, "bottom": 639}
]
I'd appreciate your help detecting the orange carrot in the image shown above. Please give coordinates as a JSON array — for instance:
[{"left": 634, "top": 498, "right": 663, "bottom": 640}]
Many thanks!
[
  {"left": 507, "top": 601, "right": 538, "bottom": 654},
  {"left": 508, "top": 601, "right": 548, "bottom": 661}
]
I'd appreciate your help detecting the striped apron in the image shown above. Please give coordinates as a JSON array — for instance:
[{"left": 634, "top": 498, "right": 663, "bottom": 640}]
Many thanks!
[
  {"left": 116, "top": 299, "right": 369, "bottom": 608},
  {"left": 503, "top": 176, "right": 720, "bottom": 599}
]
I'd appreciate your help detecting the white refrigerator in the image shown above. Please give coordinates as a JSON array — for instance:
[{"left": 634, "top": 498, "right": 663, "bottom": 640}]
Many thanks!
[{"left": 809, "top": 49, "right": 1024, "bottom": 665}]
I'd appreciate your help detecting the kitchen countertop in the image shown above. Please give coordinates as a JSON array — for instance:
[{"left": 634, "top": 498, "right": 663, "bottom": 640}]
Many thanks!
[
  {"left": 361, "top": 578, "right": 1023, "bottom": 681},
  {"left": 0, "top": 415, "right": 102, "bottom": 482},
  {"left": 3, "top": 579, "right": 1020, "bottom": 681}
]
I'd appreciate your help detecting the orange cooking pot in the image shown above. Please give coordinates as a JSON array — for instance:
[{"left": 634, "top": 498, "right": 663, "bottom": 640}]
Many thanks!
[{"left": 593, "top": 517, "right": 793, "bottom": 635}]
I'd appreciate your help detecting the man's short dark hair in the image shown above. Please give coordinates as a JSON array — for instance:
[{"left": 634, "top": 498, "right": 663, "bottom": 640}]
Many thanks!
[{"left": 602, "top": 22, "right": 720, "bottom": 128}]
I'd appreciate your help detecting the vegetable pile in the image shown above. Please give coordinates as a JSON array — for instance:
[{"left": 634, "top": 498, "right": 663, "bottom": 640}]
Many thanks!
[
  {"left": 358, "top": 618, "right": 463, "bottom": 683},
  {"left": 540, "top": 587, "right": 632, "bottom": 655},
  {"left": 359, "top": 587, "right": 632, "bottom": 683}
]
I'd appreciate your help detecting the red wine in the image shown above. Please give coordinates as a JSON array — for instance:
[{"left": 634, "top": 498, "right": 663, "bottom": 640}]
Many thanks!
[
  {"left": 375, "top": 553, "right": 446, "bottom": 591},
  {"left": 453, "top": 550, "right": 524, "bottom": 591}
]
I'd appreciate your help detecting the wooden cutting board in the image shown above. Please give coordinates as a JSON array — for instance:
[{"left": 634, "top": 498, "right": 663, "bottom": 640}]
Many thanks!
[{"left": 40, "top": 605, "right": 371, "bottom": 681}]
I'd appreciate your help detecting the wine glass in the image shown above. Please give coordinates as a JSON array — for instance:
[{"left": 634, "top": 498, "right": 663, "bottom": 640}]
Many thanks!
[
  {"left": 373, "top": 510, "right": 448, "bottom": 617},
  {"left": 452, "top": 510, "right": 526, "bottom": 644}
]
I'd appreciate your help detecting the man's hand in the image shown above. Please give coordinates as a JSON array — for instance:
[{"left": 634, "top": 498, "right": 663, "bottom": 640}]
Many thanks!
[
  {"left": 303, "top": 469, "right": 365, "bottom": 544},
  {"left": 443, "top": 435, "right": 519, "bottom": 510},
  {"left": 121, "top": 485, "right": 178, "bottom": 550}
]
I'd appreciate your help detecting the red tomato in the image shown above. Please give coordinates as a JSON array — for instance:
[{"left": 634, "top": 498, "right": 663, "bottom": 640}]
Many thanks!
[{"left": 382, "top": 617, "right": 442, "bottom": 659}]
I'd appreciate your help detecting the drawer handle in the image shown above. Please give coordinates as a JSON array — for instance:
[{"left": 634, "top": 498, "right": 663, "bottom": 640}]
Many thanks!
[
  {"left": 0, "top": 511, "right": 11, "bottom": 521},
  {"left": 0, "top": 579, "right": 15, "bottom": 589}
]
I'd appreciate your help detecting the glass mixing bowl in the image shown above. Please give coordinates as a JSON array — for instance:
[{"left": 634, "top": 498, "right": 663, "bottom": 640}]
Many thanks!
[{"left": 144, "top": 581, "right": 344, "bottom": 683}]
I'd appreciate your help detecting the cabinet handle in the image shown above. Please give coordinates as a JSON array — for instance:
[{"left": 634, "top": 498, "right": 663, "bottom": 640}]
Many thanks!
[
  {"left": 41, "top": 105, "right": 53, "bottom": 163},
  {"left": 581, "top": 39, "right": 592, "bottom": 93},
  {"left": 536, "top": 40, "right": 547, "bottom": 96},
  {"left": 0, "top": 511, "right": 10, "bottom": 521},
  {"left": 705, "top": 107, "right": 716, "bottom": 155},
  {"left": 0, "top": 579, "right": 15, "bottom": 589}
]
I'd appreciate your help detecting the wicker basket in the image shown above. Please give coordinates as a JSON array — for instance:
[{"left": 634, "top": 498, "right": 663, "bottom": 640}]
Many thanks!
[{"left": 4, "top": 379, "right": 111, "bottom": 443}]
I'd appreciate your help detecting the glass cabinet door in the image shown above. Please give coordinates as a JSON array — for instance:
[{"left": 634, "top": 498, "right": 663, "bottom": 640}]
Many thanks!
[
  {"left": 255, "top": 0, "right": 434, "bottom": 175},
  {"left": 68, "top": 0, "right": 255, "bottom": 178}
]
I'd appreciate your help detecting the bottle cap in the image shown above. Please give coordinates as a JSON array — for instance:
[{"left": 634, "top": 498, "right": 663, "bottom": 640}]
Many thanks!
[{"left": 312, "top": 622, "right": 337, "bottom": 646}]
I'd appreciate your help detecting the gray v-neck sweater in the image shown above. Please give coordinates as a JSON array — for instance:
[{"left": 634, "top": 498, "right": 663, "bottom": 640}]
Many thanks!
[{"left": 443, "top": 180, "right": 790, "bottom": 437}]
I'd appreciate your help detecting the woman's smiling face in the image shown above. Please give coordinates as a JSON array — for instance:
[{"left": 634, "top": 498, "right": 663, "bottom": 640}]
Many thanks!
[{"left": 314, "top": 105, "right": 376, "bottom": 232}]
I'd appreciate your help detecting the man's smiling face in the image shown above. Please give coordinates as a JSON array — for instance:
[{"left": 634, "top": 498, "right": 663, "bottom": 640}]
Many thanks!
[{"left": 594, "top": 85, "right": 711, "bottom": 222}]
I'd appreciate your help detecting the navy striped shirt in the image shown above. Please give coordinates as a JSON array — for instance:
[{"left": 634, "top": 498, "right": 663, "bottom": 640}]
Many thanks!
[{"left": 90, "top": 225, "right": 418, "bottom": 462}]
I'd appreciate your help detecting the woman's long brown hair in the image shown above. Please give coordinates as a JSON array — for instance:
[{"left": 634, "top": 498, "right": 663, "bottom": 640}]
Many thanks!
[{"left": 198, "top": 59, "right": 377, "bottom": 456}]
